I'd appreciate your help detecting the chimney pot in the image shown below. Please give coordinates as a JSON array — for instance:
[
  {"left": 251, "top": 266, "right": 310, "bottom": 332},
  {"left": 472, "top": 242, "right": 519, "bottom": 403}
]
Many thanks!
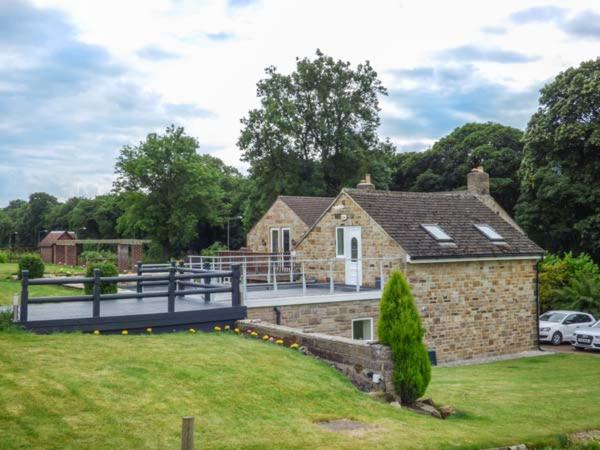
[
  {"left": 467, "top": 166, "right": 490, "bottom": 195},
  {"left": 356, "top": 174, "right": 375, "bottom": 190}
]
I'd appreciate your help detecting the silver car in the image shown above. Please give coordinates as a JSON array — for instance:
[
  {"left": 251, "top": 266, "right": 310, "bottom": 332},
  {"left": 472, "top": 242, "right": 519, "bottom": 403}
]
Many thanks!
[{"left": 573, "top": 320, "right": 600, "bottom": 351}]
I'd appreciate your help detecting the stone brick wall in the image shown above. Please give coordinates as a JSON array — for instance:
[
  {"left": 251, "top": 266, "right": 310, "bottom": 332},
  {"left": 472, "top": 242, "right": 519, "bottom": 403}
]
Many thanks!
[
  {"left": 246, "top": 198, "right": 308, "bottom": 253},
  {"left": 247, "top": 258, "right": 538, "bottom": 363},
  {"left": 236, "top": 319, "right": 395, "bottom": 393},
  {"left": 248, "top": 298, "right": 381, "bottom": 337},
  {"left": 407, "top": 259, "right": 538, "bottom": 362},
  {"left": 295, "top": 192, "right": 407, "bottom": 286}
]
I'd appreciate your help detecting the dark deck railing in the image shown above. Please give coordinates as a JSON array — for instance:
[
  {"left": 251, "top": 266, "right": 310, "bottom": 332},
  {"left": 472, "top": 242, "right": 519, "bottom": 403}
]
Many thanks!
[{"left": 19, "top": 262, "right": 241, "bottom": 324}]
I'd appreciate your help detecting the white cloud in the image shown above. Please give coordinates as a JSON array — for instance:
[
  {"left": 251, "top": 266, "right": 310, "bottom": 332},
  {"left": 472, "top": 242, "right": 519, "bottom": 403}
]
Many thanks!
[{"left": 2, "top": 0, "right": 599, "bottom": 205}]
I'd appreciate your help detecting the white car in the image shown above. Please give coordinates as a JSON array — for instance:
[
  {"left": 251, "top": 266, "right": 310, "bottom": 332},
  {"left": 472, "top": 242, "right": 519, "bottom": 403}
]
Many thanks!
[
  {"left": 539, "top": 310, "right": 596, "bottom": 345},
  {"left": 573, "top": 321, "right": 600, "bottom": 351}
]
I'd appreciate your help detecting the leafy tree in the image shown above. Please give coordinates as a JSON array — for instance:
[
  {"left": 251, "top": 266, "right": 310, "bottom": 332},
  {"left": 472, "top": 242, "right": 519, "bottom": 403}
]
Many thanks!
[
  {"left": 378, "top": 271, "right": 431, "bottom": 404},
  {"left": 539, "top": 252, "right": 600, "bottom": 312},
  {"left": 552, "top": 273, "right": 600, "bottom": 318},
  {"left": 239, "top": 50, "right": 396, "bottom": 226},
  {"left": 392, "top": 122, "right": 524, "bottom": 214},
  {"left": 516, "top": 59, "right": 600, "bottom": 261},
  {"left": 114, "top": 125, "right": 226, "bottom": 257}
]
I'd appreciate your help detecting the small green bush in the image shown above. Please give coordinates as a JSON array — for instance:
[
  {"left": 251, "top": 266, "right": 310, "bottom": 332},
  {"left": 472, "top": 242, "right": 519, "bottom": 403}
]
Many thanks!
[
  {"left": 18, "top": 254, "right": 45, "bottom": 279},
  {"left": 143, "top": 242, "right": 164, "bottom": 264},
  {"left": 201, "top": 242, "right": 227, "bottom": 257},
  {"left": 378, "top": 271, "right": 431, "bottom": 405},
  {"left": 84, "top": 262, "right": 119, "bottom": 295},
  {"left": 0, "top": 251, "right": 8, "bottom": 263},
  {"left": 80, "top": 250, "right": 117, "bottom": 265}
]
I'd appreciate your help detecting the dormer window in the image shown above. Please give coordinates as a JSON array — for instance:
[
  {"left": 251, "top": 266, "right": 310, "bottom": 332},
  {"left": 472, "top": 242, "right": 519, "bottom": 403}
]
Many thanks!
[
  {"left": 421, "top": 224, "right": 453, "bottom": 243},
  {"left": 474, "top": 224, "right": 504, "bottom": 242}
]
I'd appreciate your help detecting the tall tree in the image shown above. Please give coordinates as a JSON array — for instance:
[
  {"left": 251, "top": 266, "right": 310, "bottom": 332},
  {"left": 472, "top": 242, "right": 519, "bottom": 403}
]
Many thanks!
[
  {"left": 114, "top": 125, "right": 226, "bottom": 257},
  {"left": 516, "top": 59, "right": 600, "bottom": 261},
  {"left": 391, "top": 122, "right": 524, "bottom": 214},
  {"left": 239, "top": 50, "right": 395, "bottom": 226}
]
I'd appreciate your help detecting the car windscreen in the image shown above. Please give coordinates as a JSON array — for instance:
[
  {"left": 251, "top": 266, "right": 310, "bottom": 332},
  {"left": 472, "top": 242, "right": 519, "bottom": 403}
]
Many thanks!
[
  {"left": 540, "top": 312, "right": 566, "bottom": 323},
  {"left": 593, "top": 321, "right": 600, "bottom": 328}
]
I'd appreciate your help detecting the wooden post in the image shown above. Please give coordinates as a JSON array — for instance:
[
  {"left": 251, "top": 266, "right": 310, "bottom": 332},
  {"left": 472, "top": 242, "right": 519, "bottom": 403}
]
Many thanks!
[
  {"left": 168, "top": 264, "right": 176, "bottom": 313},
  {"left": 272, "top": 261, "right": 277, "bottom": 291},
  {"left": 267, "top": 255, "right": 271, "bottom": 285},
  {"left": 177, "top": 261, "right": 185, "bottom": 299},
  {"left": 12, "top": 293, "right": 19, "bottom": 322},
  {"left": 204, "top": 273, "right": 212, "bottom": 303},
  {"left": 20, "top": 270, "right": 29, "bottom": 323},
  {"left": 289, "top": 254, "right": 293, "bottom": 283},
  {"left": 231, "top": 264, "right": 241, "bottom": 307},
  {"left": 241, "top": 262, "right": 247, "bottom": 305},
  {"left": 92, "top": 268, "right": 101, "bottom": 318},
  {"left": 379, "top": 260, "right": 385, "bottom": 291},
  {"left": 181, "top": 416, "right": 194, "bottom": 450},
  {"left": 136, "top": 261, "right": 143, "bottom": 295}
]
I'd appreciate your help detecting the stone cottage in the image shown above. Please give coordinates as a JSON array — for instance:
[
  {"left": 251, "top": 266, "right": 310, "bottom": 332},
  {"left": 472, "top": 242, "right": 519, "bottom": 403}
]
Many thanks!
[
  {"left": 246, "top": 195, "right": 334, "bottom": 253},
  {"left": 245, "top": 169, "right": 544, "bottom": 363}
]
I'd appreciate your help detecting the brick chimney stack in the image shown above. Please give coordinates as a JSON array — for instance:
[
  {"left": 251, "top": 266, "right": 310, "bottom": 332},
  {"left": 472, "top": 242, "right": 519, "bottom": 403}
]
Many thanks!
[
  {"left": 467, "top": 166, "right": 490, "bottom": 195},
  {"left": 356, "top": 174, "right": 375, "bottom": 191}
]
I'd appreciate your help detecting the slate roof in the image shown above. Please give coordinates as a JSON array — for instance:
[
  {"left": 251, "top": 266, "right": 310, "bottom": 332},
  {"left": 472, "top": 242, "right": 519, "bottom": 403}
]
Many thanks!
[
  {"left": 279, "top": 196, "right": 335, "bottom": 227},
  {"left": 344, "top": 188, "right": 544, "bottom": 260},
  {"left": 38, "top": 231, "right": 76, "bottom": 248}
]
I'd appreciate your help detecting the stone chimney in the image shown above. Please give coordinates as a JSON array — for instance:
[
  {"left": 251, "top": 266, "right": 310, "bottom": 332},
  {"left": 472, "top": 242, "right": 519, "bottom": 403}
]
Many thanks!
[
  {"left": 356, "top": 174, "right": 375, "bottom": 191},
  {"left": 467, "top": 166, "right": 490, "bottom": 195}
]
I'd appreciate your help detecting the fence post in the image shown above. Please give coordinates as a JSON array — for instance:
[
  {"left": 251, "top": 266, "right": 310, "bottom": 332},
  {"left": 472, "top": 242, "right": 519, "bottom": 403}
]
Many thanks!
[
  {"left": 241, "top": 262, "right": 247, "bottom": 305},
  {"left": 267, "top": 255, "right": 271, "bottom": 285},
  {"left": 301, "top": 262, "right": 306, "bottom": 295},
  {"left": 136, "top": 261, "right": 143, "bottom": 295},
  {"left": 231, "top": 264, "right": 241, "bottom": 307},
  {"left": 177, "top": 261, "right": 185, "bottom": 299},
  {"left": 289, "top": 254, "right": 293, "bottom": 283},
  {"left": 379, "top": 260, "right": 385, "bottom": 291},
  {"left": 272, "top": 261, "right": 278, "bottom": 291},
  {"left": 181, "top": 416, "right": 194, "bottom": 450},
  {"left": 92, "top": 268, "right": 101, "bottom": 318},
  {"left": 329, "top": 261, "right": 334, "bottom": 294},
  {"left": 168, "top": 264, "right": 176, "bottom": 313},
  {"left": 20, "top": 270, "right": 29, "bottom": 323},
  {"left": 12, "top": 293, "right": 19, "bottom": 322}
]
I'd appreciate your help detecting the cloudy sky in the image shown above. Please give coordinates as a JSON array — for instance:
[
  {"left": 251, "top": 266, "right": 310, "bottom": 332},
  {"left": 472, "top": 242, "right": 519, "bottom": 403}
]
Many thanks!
[{"left": 1, "top": 0, "right": 599, "bottom": 206}]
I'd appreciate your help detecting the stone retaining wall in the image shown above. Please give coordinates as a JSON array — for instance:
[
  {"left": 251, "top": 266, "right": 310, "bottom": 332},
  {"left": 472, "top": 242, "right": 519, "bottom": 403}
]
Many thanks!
[{"left": 236, "top": 319, "right": 395, "bottom": 394}]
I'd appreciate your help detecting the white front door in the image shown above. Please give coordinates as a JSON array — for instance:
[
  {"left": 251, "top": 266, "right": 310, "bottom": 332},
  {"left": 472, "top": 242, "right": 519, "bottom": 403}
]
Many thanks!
[{"left": 344, "top": 227, "right": 362, "bottom": 286}]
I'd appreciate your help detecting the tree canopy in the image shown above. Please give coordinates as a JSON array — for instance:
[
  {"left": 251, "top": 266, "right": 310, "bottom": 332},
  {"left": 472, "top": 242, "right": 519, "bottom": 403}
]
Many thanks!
[
  {"left": 516, "top": 58, "right": 600, "bottom": 261},
  {"left": 392, "top": 122, "right": 524, "bottom": 214},
  {"left": 239, "top": 49, "right": 395, "bottom": 226},
  {"left": 114, "top": 125, "right": 228, "bottom": 256}
]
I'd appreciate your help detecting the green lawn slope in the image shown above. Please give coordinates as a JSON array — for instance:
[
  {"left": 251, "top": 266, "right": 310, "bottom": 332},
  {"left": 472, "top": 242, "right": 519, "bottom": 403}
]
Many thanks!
[{"left": 1, "top": 330, "right": 600, "bottom": 449}]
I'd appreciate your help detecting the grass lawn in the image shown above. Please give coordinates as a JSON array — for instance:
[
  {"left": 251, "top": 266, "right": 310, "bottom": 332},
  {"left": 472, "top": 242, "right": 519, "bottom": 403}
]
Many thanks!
[
  {"left": 1, "top": 331, "right": 600, "bottom": 449},
  {"left": 0, "top": 263, "right": 84, "bottom": 306}
]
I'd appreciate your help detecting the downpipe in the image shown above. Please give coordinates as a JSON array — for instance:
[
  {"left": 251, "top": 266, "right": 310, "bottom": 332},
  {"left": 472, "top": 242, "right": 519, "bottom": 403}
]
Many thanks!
[{"left": 273, "top": 306, "right": 281, "bottom": 325}]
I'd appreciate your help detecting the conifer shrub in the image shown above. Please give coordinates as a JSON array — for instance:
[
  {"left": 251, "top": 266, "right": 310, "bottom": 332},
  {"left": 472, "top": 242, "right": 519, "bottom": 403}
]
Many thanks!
[
  {"left": 18, "top": 254, "right": 45, "bottom": 279},
  {"left": 84, "top": 262, "right": 118, "bottom": 295},
  {"left": 378, "top": 270, "right": 431, "bottom": 405}
]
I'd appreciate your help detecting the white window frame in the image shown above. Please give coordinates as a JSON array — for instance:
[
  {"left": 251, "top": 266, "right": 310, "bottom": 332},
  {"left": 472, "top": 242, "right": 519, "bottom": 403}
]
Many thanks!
[
  {"left": 351, "top": 317, "right": 374, "bottom": 341},
  {"left": 421, "top": 224, "right": 453, "bottom": 242},
  {"left": 335, "top": 227, "right": 345, "bottom": 258},
  {"left": 474, "top": 224, "right": 504, "bottom": 242},
  {"left": 270, "top": 228, "right": 280, "bottom": 253},
  {"left": 281, "top": 227, "right": 291, "bottom": 253}
]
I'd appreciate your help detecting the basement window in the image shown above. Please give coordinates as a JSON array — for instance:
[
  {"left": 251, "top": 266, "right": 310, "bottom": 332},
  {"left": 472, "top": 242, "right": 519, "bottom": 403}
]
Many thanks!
[
  {"left": 474, "top": 224, "right": 505, "bottom": 242},
  {"left": 352, "top": 318, "right": 373, "bottom": 341},
  {"left": 421, "top": 224, "right": 453, "bottom": 243}
]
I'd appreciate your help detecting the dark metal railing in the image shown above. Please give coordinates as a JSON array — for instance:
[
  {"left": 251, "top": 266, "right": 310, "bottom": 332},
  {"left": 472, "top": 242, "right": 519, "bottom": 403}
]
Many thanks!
[{"left": 19, "top": 262, "right": 241, "bottom": 323}]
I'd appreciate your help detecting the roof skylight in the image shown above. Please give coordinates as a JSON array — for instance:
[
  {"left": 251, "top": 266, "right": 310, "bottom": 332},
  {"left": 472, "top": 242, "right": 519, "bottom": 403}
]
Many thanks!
[
  {"left": 421, "top": 224, "right": 453, "bottom": 242},
  {"left": 474, "top": 224, "right": 504, "bottom": 242}
]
